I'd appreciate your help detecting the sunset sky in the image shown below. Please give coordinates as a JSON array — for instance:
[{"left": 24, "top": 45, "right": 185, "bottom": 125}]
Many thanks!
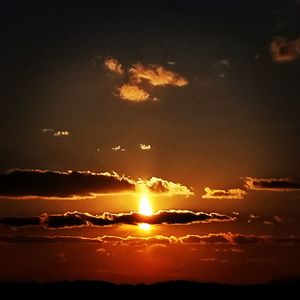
[{"left": 1, "top": 0, "right": 300, "bottom": 284}]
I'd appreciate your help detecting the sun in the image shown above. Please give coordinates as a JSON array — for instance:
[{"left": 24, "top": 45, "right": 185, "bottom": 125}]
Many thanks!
[{"left": 138, "top": 192, "right": 153, "bottom": 231}]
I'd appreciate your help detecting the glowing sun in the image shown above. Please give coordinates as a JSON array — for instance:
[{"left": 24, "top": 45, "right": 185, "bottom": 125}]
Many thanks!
[{"left": 138, "top": 193, "right": 153, "bottom": 231}]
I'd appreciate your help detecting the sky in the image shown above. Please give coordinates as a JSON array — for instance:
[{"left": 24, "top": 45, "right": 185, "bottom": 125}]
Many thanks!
[{"left": 0, "top": 0, "right": 300, "bottom": 284}]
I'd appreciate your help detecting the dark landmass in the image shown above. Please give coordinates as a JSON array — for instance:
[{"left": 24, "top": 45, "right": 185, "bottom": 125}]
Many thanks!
[{"left": 0, "top": 279, "right": 299, "bottom": 297}]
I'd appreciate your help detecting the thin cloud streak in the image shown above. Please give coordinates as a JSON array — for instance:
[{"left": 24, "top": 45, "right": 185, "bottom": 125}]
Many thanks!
[{"left": 0, "top": 210, "right": 235, "bottom": 229}]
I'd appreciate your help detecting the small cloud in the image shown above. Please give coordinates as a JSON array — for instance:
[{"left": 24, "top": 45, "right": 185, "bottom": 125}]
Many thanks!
[
  {"left": 274, "top": 215, "right": 284, "bottom": 224},
  {"left": 129, "top": 63, "right": 188, "bottom": 87},
  {"left": 264, "top": 221, "right": 274, "bottom": 226},
  {"left": 166, "top": 61, "right": 176, "bottom": 65},
  {"left": 138, "top": 177, "right": 194, "bottom": 197},
  {"left": 42, "top": 128, "right": 54, "bottom": 134},
  {"left": 254, "top": 54, "right": 261, "bottom": 60},
  {"left": 118, "top": 84, "right": 150, "bottom": 102},
  {"left": 232, "top": 211, "right": 239, "bottom": 216},
  {"left": 96, "top": 248, "right": 106, "bottom": 253},
  {"left": 42, "top": 129, "right": 70, "bottom": 137},
  {"left": 139, "top": 144, "right": 151, "bottom": 151},
  {"left": 250, "top": 214, "right": 260, "bottom": 219},
  {"left": 53, "top": 131, "right": 69, "bottom": 137},
  {"left": 111, "top": 145, "right": 126, "bottom": 152},
  {"left": 219, "top": 59, "right": 230, "bottom": 67},
  {"left": 217, "top": 73, "right": 225, "bottom": 79},
  {"left": 104, "top": 57, "right": 124, "bottom": 74},
  {"left": 202, "top": 187, "right": 246, "bottom": 199},
  {"left": 243, "top": 177, "right": 300, "bottom": 191},
  {"left": 270, "top": 36, "right": 300, "bottom": 62}
]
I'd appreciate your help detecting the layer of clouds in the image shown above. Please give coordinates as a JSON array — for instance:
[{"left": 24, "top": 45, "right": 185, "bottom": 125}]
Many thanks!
[
  {"left": 139, "top": 144, "right": 151, "bottom": 151},
  {"left": 243, "top": 177, "right": 300, "bottom": 191},
  {"left": 104, "top": 57, "right": 124, "bottom": 74},
  {"left": 270, "top": 36, "right": 300, "bottom": 62},
  {"left": 129, "top": 63, "right": 188, "bottom": 87},
  {"left": 0, "top": 169, "right": 193, "bottom": 199},
  {"left": 1, "top": 232, "right": 299, "bottom": 246},
  {"left": 42, "top": 129, "right": 70, "bottom": 137},
  {"left": 0, "top": 210, "right": 235, "bottom": 229},
  {"left": 118, "top": 84, "right": 150, "bottom": 102},
  {"left": 202, "top": 187, "right": 246, "bottom": 199}
]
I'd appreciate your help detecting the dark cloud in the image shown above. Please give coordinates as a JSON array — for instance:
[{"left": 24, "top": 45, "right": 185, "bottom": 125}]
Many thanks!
[
  {"left": 0, "top": 169, "right": 193, "bottom": 199},
  {"left": 0, "top": 210, "right": 235, "bottom": 229},
  {"left": 0, "top": 169, "right": 135, "bottom": 199},
  {"left": 1, "top": 233, "right": 299, "bottom": 246},
  {"left": 0, "top": 216, "right": 41, "bottom": 227},
  {"left": 244, "top": 177, "right": 300, "bottom": 191}
]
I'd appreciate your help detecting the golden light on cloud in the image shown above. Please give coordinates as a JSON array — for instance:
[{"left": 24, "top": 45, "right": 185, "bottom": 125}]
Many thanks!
[
  {"left": 139, "top": 143, "right": 151, "bottom": 151},
  {"left": 118, "top": 84, "right": 150, "bottom": 102},
  {"left": 138, "top": 192, "right": 153, "bottom": 231},
  {"left": 130, "top": 63, "right": 188, "bottom": 87},
  {"left": 104, "top": 57, "right": 124, "bottom": 74}
]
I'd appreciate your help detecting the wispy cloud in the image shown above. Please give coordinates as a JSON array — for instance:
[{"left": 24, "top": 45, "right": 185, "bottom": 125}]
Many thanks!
[
  {"left": 104, "top": 57, "right": 124, "bottom": 74},
  {"left": 42, "top": 129, "right": 70, "bottom": 137},
  {"left": 202, "top": 187, "right": 246, "bottom": 199},
  {"left": 138, "top": 177, "right": 194, "bottom": 197},
  {"left": 243, "top": 177, "right": 300, "bottom": 191},
  {"left": 1, "top": 232, "right": 299, "bottom": 246},
  {"left": 139, "top": 144, "right": 151, "bottom": 151},
  {"left": 0, "top": 210, "right": 235, "bottom": 229},
  {"left": 111, "top": 145, "right": 126, "bottom": 152},
  {"left": 118, "top": 84, "right": 150, "bottom": 102},
  {"left": 0, "top": 169, "right": 193, "bottom": 199},
  {"left": 270, "top": 36, "right": 300, "bottom": 62},
  {"left": 129, "top": 63, "right": 188, "bottom": 87}
]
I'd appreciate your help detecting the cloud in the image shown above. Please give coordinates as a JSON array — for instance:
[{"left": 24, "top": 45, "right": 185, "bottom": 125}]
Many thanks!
[
  {"left": 270, "top": 37, "right": 300, "bottom": 62},
  {"left": 219, "top": 59, "right": 230, "bottom": 67},
  {"left": 111, "top": 145, "right": 126, "bottom": 152},
  {"left": 0, "top": 210, "right": 235, "bottom": 229},
  {"left": 1, "top": 232, "right": 299, "bottom": 246},
  {"left": 0, "top": 169, "right": 135, "bottom": 199},
  {"left": 53, "top": 131, "right": 69, "bottom": 137},
  {"left": 138, "top": 177, "right": 194, "bottom": 197},
  {"left": 0, "top": 169, "right": 193, "bottom": 199},
  {"left": 104, "top": 57, "right": 124, "bottom": 74},
  {"left": 139, "top": 144, "right": 151, "bottom": 151},
  {"left": 202, "top": 187, "right": 246, "bottom": 199},
  {"left": 42, "top": 129, "right": 70, "bottom": 137},
  {"left": 243, "top": 177, "right": 300, "bottom": 191},
  {"left": 118, "top": 84, "right": 150, "bottom": 102},
  {"left": 179, "top": 233, "right": 300, "bottom": 246},
  {"left": 129, "top": 63, "right": 188, "bottom": 87}
]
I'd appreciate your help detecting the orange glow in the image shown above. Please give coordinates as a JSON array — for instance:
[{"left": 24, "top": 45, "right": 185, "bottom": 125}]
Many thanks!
[
  {"left": 138, "top": 223, "right": 151, "bottom": 230},
  {"left": 138, "top": 192, "right": 153, "bottom": 231}
]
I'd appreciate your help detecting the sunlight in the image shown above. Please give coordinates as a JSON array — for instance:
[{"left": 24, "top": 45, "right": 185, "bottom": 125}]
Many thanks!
[
  {"left": 138, "top": 192, "right": 153, "bottom": 231},
  {"left": 139, "top": 193, "right": 153, "bottom": 216}
]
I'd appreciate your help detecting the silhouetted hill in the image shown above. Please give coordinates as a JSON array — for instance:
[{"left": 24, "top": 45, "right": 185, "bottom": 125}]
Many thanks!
[{"left": 0, "top": 279, "right": 299, "bottom": 297}]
